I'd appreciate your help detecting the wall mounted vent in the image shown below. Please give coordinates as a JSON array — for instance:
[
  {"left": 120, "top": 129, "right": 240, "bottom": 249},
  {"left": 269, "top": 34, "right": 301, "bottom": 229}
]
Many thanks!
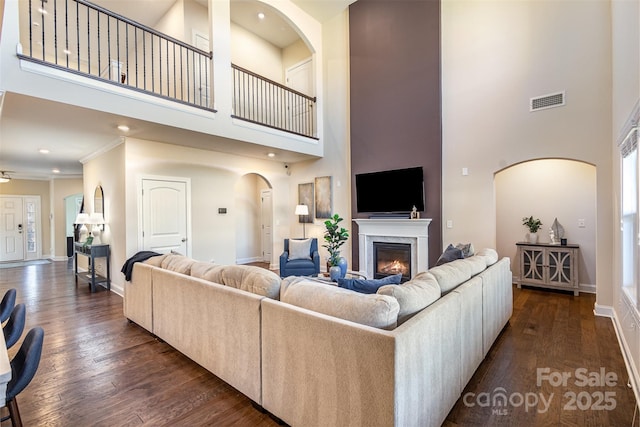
[{"left": 530, "top": 91, "right": 565, "bottom": 112}]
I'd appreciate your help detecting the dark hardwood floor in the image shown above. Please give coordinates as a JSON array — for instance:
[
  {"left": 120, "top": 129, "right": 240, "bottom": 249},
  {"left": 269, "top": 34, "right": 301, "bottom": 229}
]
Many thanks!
[{"left": 0, "top": 260, "right": 635, "bottom": 426}]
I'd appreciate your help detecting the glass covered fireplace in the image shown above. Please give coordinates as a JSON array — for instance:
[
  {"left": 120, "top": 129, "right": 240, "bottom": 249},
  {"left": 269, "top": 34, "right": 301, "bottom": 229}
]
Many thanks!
[{"left": 373, "top": 242, "right": 411, "bottom": 282}]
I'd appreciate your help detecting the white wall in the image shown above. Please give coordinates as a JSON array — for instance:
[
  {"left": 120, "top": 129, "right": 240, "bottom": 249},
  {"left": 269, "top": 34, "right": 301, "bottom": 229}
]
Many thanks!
[
  {"left": 610, "top": 0, "right": 640, "bottom": 403},
  {"left": 231, "top": 22, "right": 283, "bottom": 83},
  {"left": 286, "top": 9, "right": 351, "bottom": 268},
  {"left": 441, "top": 0, "right": 612, "bottom": 305},
  {"left": 124, "top": 137, "right": 291, "bottom": 266},
  {"left": 83, "top": 142, "right": 126, "bottom": 292},
  {"left": 495, "top": 159, "right": 596, "bottom": 289}
]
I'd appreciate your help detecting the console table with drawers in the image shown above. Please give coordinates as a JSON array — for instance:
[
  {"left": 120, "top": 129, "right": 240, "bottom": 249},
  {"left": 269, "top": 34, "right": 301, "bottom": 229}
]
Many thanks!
[{"left": 516, "top": 242, "right": 580, "bottom": 296}]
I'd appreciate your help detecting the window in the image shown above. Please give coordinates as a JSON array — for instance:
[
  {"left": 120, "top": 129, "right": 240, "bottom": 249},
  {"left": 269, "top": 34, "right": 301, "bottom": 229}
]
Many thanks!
[{"left": 621, "top": 128, "right": 639, "bottom": 305}]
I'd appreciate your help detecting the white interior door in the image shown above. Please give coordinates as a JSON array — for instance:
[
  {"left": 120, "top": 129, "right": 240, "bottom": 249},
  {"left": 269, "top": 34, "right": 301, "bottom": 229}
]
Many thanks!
[
  {"left": 0, "top": 197, "right": 25, "bottom": 262},
  {"left": 261, "top": 189, "right": 273, "bottom": 264},
  {"left": 286, "top": 58, "right": 314, "bottom": 134},
  {"left": 142, "top": 179, "right": 189, "bottom": 255}
]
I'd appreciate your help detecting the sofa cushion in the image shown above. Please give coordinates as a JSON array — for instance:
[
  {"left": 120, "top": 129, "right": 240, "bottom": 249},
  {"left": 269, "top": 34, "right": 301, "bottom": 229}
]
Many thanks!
[
  {"left": 337, "top": 274, "right": 402, "bottom": 294},
  {"left": 160, "top": 254, "right": 195, "bottom": 275},
  {"left": 281, "top": 277, "right": 400, "bottom": 330},
  {"left": 476, "top": 248, "right": 499, "bottom": 266},
  {"left": 191, "top": 264, "right": 281, "bottom": 299},
  {"left": 455, "top": 256, "right": 487, "bottom": 277},
  {"left": 143, "top": 253, "right": 169, "bottom": 267},
  {"left": 429, "top": 259, "right": 473, "bottom": 294},
  {"left": 218, "top": 265, "right": 281, "bottom": 299},
  {"left": 190, "top": 261, "right": 221, "bottom": 280},
  {"left": 435, "top": 244, "right": 464, "bottom": 266},
  {"left": 377, "top": 271, "right": 441, "bottom": 325},
  {"left": 289, "top": 238, "right": 312, "bottom": 260}
]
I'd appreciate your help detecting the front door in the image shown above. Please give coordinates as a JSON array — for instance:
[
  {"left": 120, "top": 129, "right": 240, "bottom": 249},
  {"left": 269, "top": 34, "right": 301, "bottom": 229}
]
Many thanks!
[
  {"left": 0, "top": 197, "right": 25, "bottom": 262},
  {"left": 142, "top": 178, "right": 189, "bottom": 255}
]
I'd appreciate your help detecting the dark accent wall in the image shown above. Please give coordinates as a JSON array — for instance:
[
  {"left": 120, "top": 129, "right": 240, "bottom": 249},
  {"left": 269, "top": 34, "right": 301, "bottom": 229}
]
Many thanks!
[{"left": 349, "top": 0, "right": 442, "bottom": 269}]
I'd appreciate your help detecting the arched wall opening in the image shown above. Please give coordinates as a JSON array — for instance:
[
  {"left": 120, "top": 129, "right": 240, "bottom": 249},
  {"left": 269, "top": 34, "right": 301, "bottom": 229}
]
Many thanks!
[
  {"left": 495, "top": 158, "right": 597, "bottom": 292},
  {"left": 234, "top": 173, "right": 272, "bottom": 265}
]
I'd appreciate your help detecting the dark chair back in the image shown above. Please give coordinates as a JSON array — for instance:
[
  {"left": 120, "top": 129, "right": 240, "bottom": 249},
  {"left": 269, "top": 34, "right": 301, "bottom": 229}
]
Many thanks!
[
  {"left": 0, "top": 289, "right": 17, "bottom": 323},
  {"left": 7, "top": 326, "right": 45, "bottom": 401},
  {"left": 4, "top": 304, "right": 25, "bottom": 350}
]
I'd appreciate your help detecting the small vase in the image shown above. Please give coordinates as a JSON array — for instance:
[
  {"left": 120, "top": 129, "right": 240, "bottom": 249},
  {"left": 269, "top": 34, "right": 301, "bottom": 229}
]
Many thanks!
[
  {"left": 337, "top": 257, "right": 348, "bottom": 278},
  {"left": 329, "top": 266, "right": 342, "bottom": 282},
  {"left": 528, "top": 232, "right": 538, "bottom": 244}
]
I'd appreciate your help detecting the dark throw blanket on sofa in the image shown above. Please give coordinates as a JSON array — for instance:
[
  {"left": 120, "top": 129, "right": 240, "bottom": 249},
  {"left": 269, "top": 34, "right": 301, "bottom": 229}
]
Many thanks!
[{"left": 121, "top": 251, "right": 162, "bottom": 281}]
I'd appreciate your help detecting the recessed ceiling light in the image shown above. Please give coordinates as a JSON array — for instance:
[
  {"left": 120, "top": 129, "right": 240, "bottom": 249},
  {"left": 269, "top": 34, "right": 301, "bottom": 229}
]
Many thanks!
[
  {"left": 38, "top": 148, "right": 50, "bottom": 154},
  {"left": 258, "top": 12, "right": 265, "bottom": 20},
  {"left": 117, "top": 125, "right": 130, "bottom": 132},
  {"left": 52, "top": 168, "right": 60, "bottom": 174},
  {"left": 267, "top": 152, "right": 276, "bottom": 158}
]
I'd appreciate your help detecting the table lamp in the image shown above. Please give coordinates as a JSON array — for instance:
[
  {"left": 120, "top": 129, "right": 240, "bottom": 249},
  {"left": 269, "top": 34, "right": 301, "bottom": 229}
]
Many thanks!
[{"left": 295, "top": 204, "right": 309, "bottom": 238}]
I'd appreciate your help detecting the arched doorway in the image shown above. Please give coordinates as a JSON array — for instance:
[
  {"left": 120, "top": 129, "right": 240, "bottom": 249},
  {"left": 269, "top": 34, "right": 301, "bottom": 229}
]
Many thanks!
[
  {"left": 235, "top": 173, "right": 273, "bottom": 266},
  {"left": 495, "top": 158, "right": 596, "bottom": 293}
]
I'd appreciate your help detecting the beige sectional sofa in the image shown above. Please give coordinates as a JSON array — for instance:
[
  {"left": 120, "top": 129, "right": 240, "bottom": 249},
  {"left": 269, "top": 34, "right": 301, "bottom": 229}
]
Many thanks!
[
  {"left": 123, "top": 254, "right": 281, "bottom": 404},
  {"left": 123, "top": 249, "right": 512, "bottom": 427},
  {"left": 260, "top": 249, "right": 512, "bottom": 427}
]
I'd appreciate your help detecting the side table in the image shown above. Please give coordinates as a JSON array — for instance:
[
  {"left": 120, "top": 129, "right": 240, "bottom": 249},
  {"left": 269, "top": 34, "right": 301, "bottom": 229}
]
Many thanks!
[{"left": 74, "top": 242, "right": 111, "bottom": 292}]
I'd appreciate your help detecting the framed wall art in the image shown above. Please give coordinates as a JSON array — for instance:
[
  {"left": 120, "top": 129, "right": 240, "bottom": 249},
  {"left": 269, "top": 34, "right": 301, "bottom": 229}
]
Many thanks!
[
  {"left": 315, "top": 176, "right": 332, "bottom": 219},
  {"left": 298, "top": 183, "right": 314, "bottom": 223}
]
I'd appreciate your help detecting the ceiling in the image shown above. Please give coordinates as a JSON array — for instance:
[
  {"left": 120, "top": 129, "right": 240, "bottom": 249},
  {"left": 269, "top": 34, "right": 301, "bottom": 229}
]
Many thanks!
[{"left": 0, "top": 0, "right": 355, "bottom": 181}]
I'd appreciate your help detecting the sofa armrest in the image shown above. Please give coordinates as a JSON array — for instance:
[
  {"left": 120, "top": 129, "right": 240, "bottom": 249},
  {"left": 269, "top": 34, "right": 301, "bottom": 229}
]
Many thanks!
[
  {"left": 262, "top": 291, "right": 464, "bottom": 427},
  {"left": 123, "top": 263, "right": 154, "bottom": 332},
  {"left": 312, "top": 250, "right": 320, "bottom": 270},
  {"left": 261, "top": 299, "right": 396, "bottom": 426},
  {"left": 279, "top": 251, "right": 289, "bottom": 273}
]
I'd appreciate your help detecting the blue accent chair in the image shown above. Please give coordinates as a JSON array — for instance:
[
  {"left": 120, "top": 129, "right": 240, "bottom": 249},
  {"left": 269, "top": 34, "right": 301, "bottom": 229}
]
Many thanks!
[
  {"left": 4, "top": 304, "right": 25, "bottom": 350},
  {"left": 279, "top": 238, "right": 320, "bottom": 278},
  {"left": 2, "top": 326, "right": 44, "bottom": 427},
  {"left": 0, "top": 289, "right": 17, "bottom": 323}
]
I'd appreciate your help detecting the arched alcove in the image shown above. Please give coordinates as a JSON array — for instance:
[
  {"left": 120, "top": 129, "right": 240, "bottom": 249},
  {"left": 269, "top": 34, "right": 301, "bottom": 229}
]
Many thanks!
[
  {"left": 234, "top": 173, "right": 273, "bottom": 265},
  {"left": 495, "top": 158, "right": 597, "bottom": 291}
]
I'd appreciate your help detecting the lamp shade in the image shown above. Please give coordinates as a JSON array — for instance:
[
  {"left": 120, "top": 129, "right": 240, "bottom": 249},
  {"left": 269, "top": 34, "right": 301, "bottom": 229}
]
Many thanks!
[
  {"left": 74, "top": 213, "right": 90, "bottom": 224},
  {"left": 295, "top": 204, "right": 309, "bottom": 216},
  {"left": 88, "top": 213, "right": 105, "bottom": 225}
]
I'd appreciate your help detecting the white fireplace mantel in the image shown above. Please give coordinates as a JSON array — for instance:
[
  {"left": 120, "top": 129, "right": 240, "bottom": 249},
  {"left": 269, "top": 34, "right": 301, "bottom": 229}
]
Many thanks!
[{"left": 354, "top": 218, "right": 432, "bottom": 279}]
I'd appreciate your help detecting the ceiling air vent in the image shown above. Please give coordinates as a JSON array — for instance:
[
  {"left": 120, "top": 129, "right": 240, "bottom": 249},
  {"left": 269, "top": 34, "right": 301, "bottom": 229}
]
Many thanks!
[{"left": 530, "top": 91, "right": 565, "bottom": 112}]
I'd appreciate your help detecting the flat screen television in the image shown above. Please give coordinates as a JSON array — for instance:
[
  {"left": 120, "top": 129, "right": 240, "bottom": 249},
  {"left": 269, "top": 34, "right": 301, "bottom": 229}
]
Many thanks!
[{"left": 355, "top": 167, "right": 425, "bottom": 214}]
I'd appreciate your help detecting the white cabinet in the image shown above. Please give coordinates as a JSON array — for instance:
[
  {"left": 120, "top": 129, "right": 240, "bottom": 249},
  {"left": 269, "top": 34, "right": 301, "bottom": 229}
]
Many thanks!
[{"left": 516, "top": 242, "right": 579, "bottom": 296}]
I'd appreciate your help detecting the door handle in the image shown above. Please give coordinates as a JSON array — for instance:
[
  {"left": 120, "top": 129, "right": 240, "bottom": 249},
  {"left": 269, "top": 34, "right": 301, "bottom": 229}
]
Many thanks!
[
  {"left": 17, "top": 224, "right": 23, "bottom": 234},
  {"left": 181, "top": 238, "right": 187, "bottom": 242}
]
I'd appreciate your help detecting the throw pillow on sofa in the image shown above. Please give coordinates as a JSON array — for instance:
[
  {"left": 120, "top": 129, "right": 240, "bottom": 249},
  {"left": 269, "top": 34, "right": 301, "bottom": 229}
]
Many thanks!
[
  {"left": 455, "top": 242, "right": 475, "bottom": 258},
  {"left": 337, "top": 274, "right": 402, "bottom": 294},
  {"left": 435, "top": 244, "right": 464, "bottom": 266},
  {"left": 288, "top": 238, "right": 312, "bottom": 260}
]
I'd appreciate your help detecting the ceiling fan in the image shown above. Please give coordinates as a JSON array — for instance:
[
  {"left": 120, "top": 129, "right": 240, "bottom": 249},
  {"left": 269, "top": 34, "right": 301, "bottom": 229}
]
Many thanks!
[{"left": 0, "top": 171, "right": 13, "bottom": 183}]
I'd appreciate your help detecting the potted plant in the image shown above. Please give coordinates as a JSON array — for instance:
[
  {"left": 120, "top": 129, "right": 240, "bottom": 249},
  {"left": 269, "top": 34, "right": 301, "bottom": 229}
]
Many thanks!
[
  {"left": 323, "top": 213, "right": 349, "bottom": 279},
  {"left": 522, "top": 216, "right": 543, "bottom": 243}
]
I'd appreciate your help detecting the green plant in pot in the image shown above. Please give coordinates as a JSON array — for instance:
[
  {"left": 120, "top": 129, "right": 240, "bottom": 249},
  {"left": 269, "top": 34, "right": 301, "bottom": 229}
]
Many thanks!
[
  {"left": 323, "top": 213, "right": 349, "bottom": 279},
  {"left": 522, "top": 216, "right": 542, "bottom": 243}
]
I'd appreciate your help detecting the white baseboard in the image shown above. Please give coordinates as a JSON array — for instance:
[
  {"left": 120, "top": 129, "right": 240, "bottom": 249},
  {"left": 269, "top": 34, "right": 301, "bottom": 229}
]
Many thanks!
[
  {"left": 51, "top": 256, "right": 70, "bottom": 262},
  {"left": 579, "top": 283, "right": 596, "bottom": 294},
  {"left": 594, "top": 303, "right": 614, "bottom": 317}
]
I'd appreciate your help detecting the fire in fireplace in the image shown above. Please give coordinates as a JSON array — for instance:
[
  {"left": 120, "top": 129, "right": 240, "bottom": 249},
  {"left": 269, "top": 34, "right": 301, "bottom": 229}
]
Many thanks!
[{"left": 373, "top": 242, "right": 411, "bottom": 282}]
